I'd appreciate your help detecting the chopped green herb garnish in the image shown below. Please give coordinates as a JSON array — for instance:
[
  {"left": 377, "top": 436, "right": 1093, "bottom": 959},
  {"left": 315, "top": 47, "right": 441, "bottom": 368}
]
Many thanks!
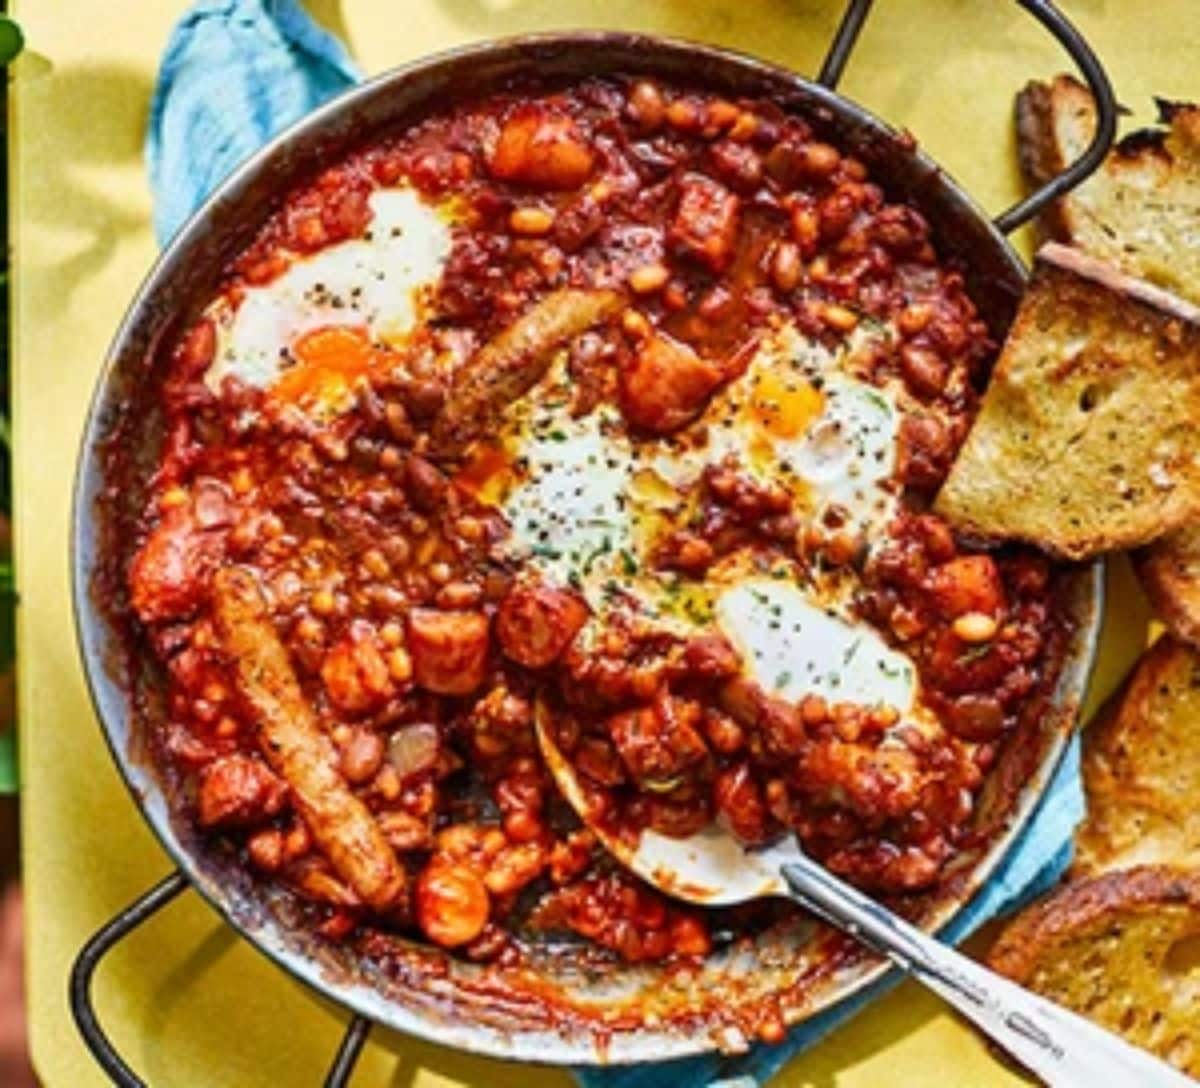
[
  {"left": 957, "top": 643, "right": 992, "bottom": 666},
  {"left": 581, "top": 534, "right": 613, "bottom": 575}
]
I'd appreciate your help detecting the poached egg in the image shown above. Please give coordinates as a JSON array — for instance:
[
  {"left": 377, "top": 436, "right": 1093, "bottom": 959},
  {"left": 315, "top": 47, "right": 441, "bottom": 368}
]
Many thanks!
[{"left": 204, "top": 186, "right": 454, "bottom": 415}]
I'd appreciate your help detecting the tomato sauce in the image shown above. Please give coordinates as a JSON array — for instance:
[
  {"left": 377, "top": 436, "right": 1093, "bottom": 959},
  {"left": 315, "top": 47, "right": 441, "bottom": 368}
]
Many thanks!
[{"left": 123, "top": 73, "right": 1068, "bottom": 1024}]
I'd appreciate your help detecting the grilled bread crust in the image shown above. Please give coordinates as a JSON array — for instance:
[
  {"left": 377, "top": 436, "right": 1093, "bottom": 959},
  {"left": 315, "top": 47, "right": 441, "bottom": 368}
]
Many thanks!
[{"left": 935, "top": 242, "right": 1200, "bottom": 559}]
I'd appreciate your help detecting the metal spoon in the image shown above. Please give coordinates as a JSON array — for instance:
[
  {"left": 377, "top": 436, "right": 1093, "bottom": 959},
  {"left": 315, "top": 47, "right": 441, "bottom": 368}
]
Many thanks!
[{"left": 535, "top": 708, "right": 1195, "bottom": 1086}]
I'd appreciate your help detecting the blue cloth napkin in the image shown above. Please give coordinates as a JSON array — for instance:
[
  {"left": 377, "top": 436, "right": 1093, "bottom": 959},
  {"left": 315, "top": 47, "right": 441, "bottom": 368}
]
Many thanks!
[
  {"left": 147, "top": 0, "right": 360, "bottom": 245},
  {"left": 145, "top": 4, "right": 1086, "bottom": 1083}
]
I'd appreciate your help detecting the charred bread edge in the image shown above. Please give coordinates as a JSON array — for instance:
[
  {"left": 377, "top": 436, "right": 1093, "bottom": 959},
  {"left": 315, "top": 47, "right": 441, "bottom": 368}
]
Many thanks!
[
  {"left": 1035, "top": 241, "right": 1200, "bottom": 328},
  {"left": 988, "top": 864, "right": 1200, "bottom": 982},
  {"left": 1015, "top": 79, "right": 1074, "bottom": 240}
]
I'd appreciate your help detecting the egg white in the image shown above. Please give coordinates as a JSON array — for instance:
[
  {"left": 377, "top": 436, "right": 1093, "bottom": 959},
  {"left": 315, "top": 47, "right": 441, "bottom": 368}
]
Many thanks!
[
  {"left": 715, "top": 576, "right": 915, "bottom": 710},
  {"left": 204, "top": 186, "right": 453, "bottom": 398}
]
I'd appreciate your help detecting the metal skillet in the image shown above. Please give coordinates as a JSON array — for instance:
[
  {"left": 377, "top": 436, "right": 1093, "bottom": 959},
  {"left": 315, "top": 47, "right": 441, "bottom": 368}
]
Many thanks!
[{"left": 70, "top": 2, "right": 1116, "bottom": 1080}]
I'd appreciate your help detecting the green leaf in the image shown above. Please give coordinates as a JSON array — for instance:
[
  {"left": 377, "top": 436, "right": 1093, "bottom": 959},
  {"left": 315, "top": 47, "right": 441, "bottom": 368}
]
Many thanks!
[
  {"left": 0, "top": 730, "right": 16, "bottom": 794},
  {"left": 0, "top": 17, "right": 23, "bottom": 66}
]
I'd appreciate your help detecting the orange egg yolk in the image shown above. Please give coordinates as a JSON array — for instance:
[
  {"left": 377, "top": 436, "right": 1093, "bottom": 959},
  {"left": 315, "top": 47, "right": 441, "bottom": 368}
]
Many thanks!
[{"left": 272, "top": 325, "right": 377, "bottom": 409}]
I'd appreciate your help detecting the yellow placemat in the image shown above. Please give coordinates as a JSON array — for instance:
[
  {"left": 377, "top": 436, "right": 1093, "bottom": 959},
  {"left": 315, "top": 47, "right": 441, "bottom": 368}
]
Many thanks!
[{"left": 12, "top": 1, "right": 1185, "bottom": 1084}]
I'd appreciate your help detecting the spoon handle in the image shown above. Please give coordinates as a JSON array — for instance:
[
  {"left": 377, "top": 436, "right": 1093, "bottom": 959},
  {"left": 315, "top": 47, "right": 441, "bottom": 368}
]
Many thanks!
[{"left": 780, "top": 858, "right": 1194, "bottom": 1087}]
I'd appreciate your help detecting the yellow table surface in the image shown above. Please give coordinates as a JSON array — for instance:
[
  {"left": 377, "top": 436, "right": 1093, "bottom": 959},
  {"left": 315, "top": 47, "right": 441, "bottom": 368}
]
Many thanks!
[{"left": 12, "top": 0, "right": 1188, "bottom": 1083}]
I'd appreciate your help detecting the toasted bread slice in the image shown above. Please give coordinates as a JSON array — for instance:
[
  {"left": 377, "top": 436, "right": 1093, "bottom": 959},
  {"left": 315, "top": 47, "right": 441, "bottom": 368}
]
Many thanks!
[
  {"left": 1136, "top": 527, "right": 1200, "bottom": 645},
  {"left": 1075, "top": 636, "right": 1200, "bottom": 875},
  {"left": 1016, "top": 74, "right": 1200, "bottom": 306},
  {"left": 987, "top": 866, "right": 1200, "bottom": 1076},
  {"left": 934, "top": 243, "right": 1200, "bottom": 559},
  {"left": 1018, "top": 77, "right": 1200, "bottom": 628}
]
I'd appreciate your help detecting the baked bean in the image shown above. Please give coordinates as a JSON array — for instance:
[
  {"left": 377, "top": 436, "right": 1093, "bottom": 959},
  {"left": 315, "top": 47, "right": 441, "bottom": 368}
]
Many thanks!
[
  {"left": 900, "top": 343, "right": 949, "bottom": 398},
  {"left": 953, "top": 611, "right": 998, "bottom": 643},
  {"left": 797, "top": 141, "right": 841, "bottom": 178},
  {"left": 665, "top": 97, "right": 701, "bottom": 131},
  {"left": 404, "top": 454, "right": 446, "bottom": 512},
  {"left": 416, "top": 859, "right": 490, "bottom": 947},
  {"left": 628, "top": 262, "right": 670, "bottom": 294},
  {"left": 627, "top": 80, "right": 665, "bottom": 130},
  {"left": 484, "top": 843, "right": 546, "bottom": 895},
  {"left": 247, "top": 828, "right": 285, "bottom": 873},
  {"left": 510, "top": 206, "right": 555, "bottom": 235},
  {"left": 728, "top": 111, "right": 758, "bottom": 143},
  {"left": 502, "top": 810, "right": 542, "bottom": 843},
  {"left": 771, "top": 241, "right": 802, "bottom": 292},
  {"left": 340, "top": 728, "right": 385, "bottom": 784},
  {"left": 818, "top": 190, "right": 856, "bottom": 240}
]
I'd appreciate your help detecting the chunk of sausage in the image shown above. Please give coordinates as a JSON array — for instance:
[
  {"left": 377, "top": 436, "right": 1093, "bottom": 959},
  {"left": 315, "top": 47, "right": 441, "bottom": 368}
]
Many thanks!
[
  {"left": 798, "top": 740, "right": 924, "bottom": 822},
  {"left": 897, "top": 413, "right": 953, "bottom": 490},
  {"left": 496, "top": 583, "right": 589, "bottom": 668},
  {"left": 488, "top": 107, "right": 594, "bottom": 190},
  {"left": 320, "top": 622, "right": 394, "bottom": 714},
  {"left": 670, "top": 173, "right": 740, "bottom": 271},
  {"left": 607, "top": 694, "right": 709, "bottom": 789},
  {"left": 682, "top": 632, "right": 741, "bottom": 680},
  {"left": 212, "top": 567, "right": 405, "bottom": 912},
  {"left": 416, "top": 858, "right": 490, "bottom": 947},
  {"left": 406, "top": 608, "right": 490, "bottom": 696},
  {"left": 197, "top": 754, "right": 287, "bottom": 829},
  {"left": 431, "top": 288, "right": 622, "bottom": 455},
  {"left": 130, "top": 501, "right": 227, "bottom": 623},
  {"left": 713, "top": 762, "right": 770, "bottom": 845},
  {"left": 928, "top": 555, "right": 1005, "bottom": 617},
  {"left": 619, "top": 332, "right": 725, "bottom": 434}
]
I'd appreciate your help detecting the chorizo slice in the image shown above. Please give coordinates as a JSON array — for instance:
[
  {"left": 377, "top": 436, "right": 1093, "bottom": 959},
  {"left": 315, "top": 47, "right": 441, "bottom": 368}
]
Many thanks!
[
  {"left": 130, "top": 488, "right": 230, "bottom": 623},
  {"left": 495, "top": 583, "right": 588, "bottom": 668},
  {"left": 607, "top": 693, "right": 710, "bottom": 790},
  {"left": 927, "top": 555, "right": 1005, "bottom": 617},
  {"left": 212, "top": 566, "right": 405, "bottom": 912},
  {"left": 430, "top": 288, "right": 622, "bottom": 455},
  {"left": 406, "top": 608, "right": 490, "bottom": 695},
  {"left": 670, "top": 173, "right": 740, "bottom": 271},
  {"left": 619, "top": 332, "right": 726, "bottom": 435},
  {"left": 197, "top": 753, "right": 287, "bottom": 829},
  {"left": 488, "top": 106, "right": 595, "bottom": 190}
]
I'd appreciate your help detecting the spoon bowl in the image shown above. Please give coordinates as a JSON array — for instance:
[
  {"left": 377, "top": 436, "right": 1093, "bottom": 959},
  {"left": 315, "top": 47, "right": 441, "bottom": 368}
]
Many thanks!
[{"left": 534, "top": 702, "right": 800, "bottom": 906}]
